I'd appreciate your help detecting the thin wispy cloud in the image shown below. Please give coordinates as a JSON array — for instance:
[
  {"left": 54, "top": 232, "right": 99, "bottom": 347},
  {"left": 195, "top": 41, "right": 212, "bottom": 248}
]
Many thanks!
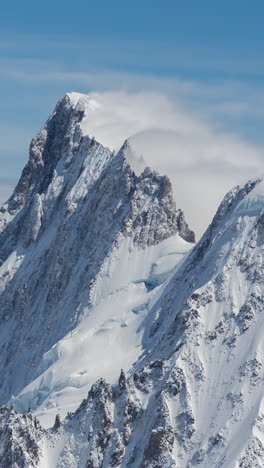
[
  {"left": 2, "top": 33, "right": 264, "bottom": 76},
  {"left": 2, "top": 56, "right": 264, "bottom": 128}
]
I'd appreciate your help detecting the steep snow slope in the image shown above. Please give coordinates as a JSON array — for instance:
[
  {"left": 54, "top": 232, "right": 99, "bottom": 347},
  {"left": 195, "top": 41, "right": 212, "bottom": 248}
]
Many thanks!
[
  {"left": 0, "top": 93, "right": 194, "bottom": 433},
  {"left": 11, "top": 234, "right": 191, "bottom": 428},
  {"left": 1, "top": 177, "right": 264, "bottom": 467}
]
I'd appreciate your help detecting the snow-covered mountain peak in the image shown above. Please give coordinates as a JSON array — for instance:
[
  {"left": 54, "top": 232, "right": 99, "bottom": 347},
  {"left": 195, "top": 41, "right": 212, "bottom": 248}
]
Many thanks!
[
  {"left": 1, "top": 92, "right": 264, "bottom": 466},
  {"left": 0, "top": 94, "right": 195, "bottom": 435},
  {"left": 66, "top": 91, "right": 91, "bottom": 105},
  {"left": 214, "top": 178, "right": 262, "bottom": 219},
  {"left": 66, "top": 91, "right": 102, "bottom": 115},
  {"left": 119, "top": 138, "right": 148, "bottom": 176},
  {"left": 235, "top": 178, "right": 264, "bottom": 215}
]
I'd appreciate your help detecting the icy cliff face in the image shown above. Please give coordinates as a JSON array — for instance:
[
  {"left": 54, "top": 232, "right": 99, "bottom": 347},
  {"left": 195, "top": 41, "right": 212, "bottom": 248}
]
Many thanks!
[{"left": 0, "top": 93, "right": 194, "bottom": 432}]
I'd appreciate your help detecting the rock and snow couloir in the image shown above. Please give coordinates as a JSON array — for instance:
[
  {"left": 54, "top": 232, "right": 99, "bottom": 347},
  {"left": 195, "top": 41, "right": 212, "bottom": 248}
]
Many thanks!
[{"left": 1, "top": 92, "right": 264, "bottom": 467}]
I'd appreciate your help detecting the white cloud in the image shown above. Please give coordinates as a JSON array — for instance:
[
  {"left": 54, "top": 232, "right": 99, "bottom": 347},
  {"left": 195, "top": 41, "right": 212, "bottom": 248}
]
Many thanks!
[{"left": 74, "top": 90, "right": 264, "bottom": 238}]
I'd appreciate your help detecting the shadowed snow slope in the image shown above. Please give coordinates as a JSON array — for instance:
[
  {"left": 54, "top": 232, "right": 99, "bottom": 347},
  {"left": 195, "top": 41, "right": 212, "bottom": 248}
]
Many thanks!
[{"left": 0, "top": 93, "right": 194, "bottom": 436}]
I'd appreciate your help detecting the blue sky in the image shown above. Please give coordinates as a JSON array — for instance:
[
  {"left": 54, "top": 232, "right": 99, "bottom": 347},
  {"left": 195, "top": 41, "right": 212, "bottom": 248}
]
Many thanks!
[{"left": 1, "top": 0, "right": 264, "bottom": 233}]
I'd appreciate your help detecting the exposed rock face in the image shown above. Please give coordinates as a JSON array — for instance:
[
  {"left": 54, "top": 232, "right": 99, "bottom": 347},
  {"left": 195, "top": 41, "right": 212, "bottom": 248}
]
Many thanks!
[
  {"left": 0, "top": 407, "right": 43, "bottom": 468},
  {"left": 176, "top": 208, "right": 195, "bottom": 243}
]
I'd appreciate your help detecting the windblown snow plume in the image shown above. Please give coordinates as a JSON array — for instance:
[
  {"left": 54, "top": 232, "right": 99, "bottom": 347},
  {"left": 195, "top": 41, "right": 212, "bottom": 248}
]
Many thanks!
[{"left": 1, "top": 92, "right": 263, "bottom": 467}]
